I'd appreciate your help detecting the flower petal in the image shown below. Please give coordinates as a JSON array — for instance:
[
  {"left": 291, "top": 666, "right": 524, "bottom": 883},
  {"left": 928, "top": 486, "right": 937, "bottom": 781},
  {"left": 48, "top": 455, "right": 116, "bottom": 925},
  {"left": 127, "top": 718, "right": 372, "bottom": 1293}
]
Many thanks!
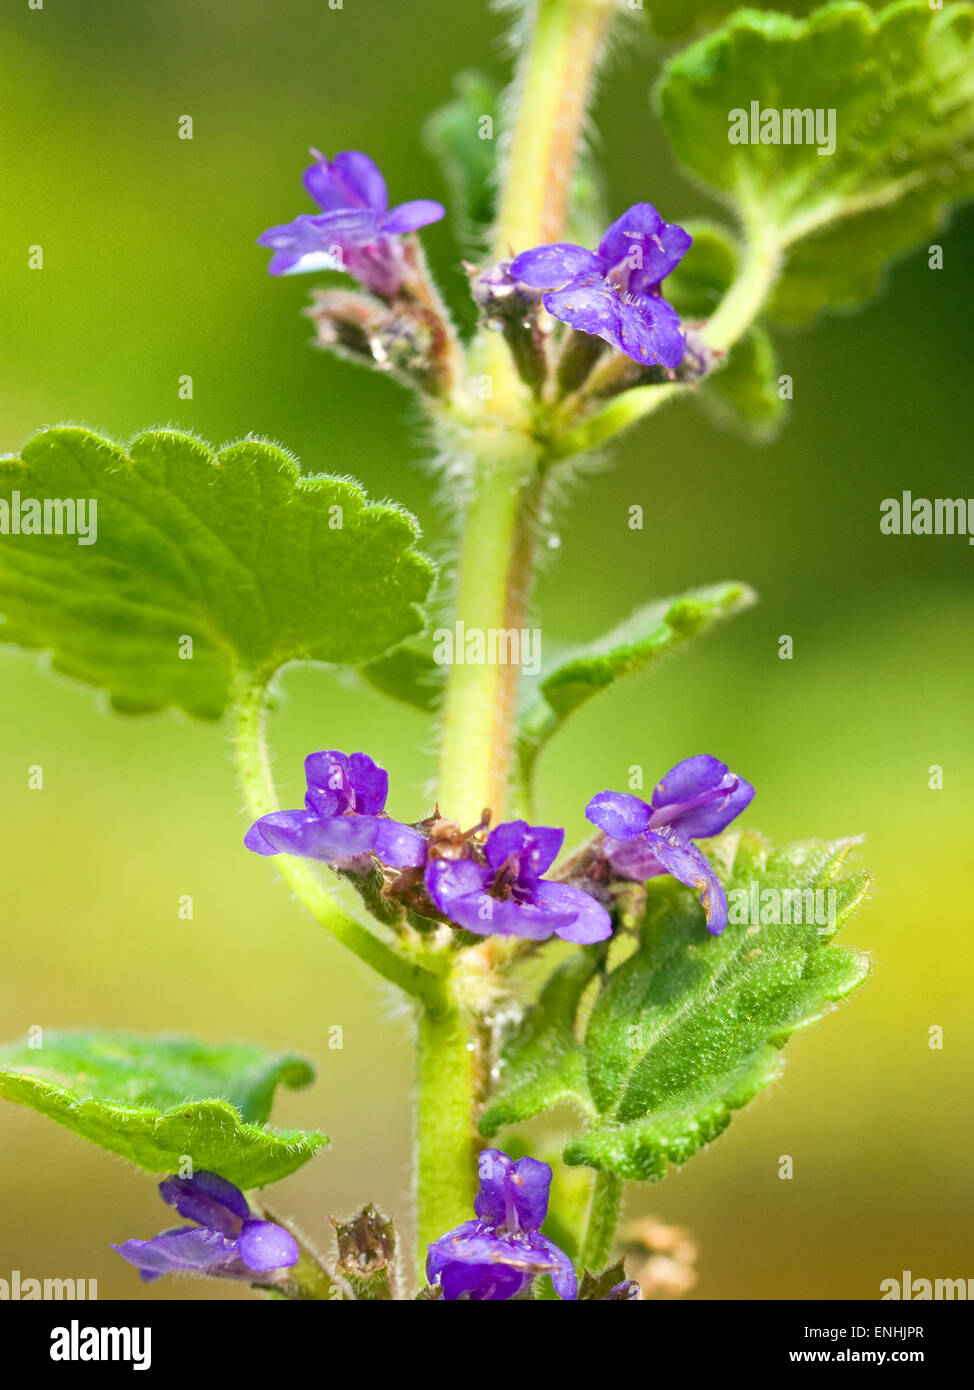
[
  {"left": 345, "top": 751, "right": 390, "bottom": 815},
  {"left": 424, "top": 857, "right": 492, "bottom": 916},
  {"left": 112, "top": 1227, "right": 240, "bottom": 1281},
  {"left": 529, "top": 1232, "right": 578, "bottom": 1300},
  {"left": 158, "top": 1171, "right": 248, "bottom": 1234},
  {"left": 543, "top": 279, "right": 622, "bottom": 343},
  {"left": 585, "top": 790, "right": 652, "bottom": 841},
  {"left": 615, "top": 294, "right": 686, "bottom": 369},
  {"left": 650, "top": 754, "right": 755, "bottom": 839},
  {"left": 244, "top": 808, "right": 314, "bottom": 856},
  {"left": 304, "top": 750, "right": 353, "bottom": 817},
  {"left": 603, "top": 834, "right": 666, "bottom": 881},
  {"left": 508, "top": 1156, "right": 553, "bottom": 1233},
  {"left": 374, "top": 818, "right": 427, "bottom": 868},
  {"left": 473, "top": 1149, "right": 515, "bottom": 1225},
  {"left": 484, "top": 821, "right": 564, "bottom": 878},
  {"left": 250, "top": 809, "right": 378, "bottom": 862},
  {"left": 646, "top": 830, "right": 728, "bottom": 934},
  {"left": 381, "top": 199, "right": 446, "bottom": 234},
  {"left": 533, "top": 880, "right": 613, "bottom": 944},
  {"left": 304, "top": 150, "right": 387, "bottom": 214},
  {"left": 597, "top": 203, "right": 692, "bottom": 287},
  {"left": 510, "top": 243, "right": 602, "bottom": 289},
  {"left": 237, "top": 1219, "right": 300, "bottom": 1273}
]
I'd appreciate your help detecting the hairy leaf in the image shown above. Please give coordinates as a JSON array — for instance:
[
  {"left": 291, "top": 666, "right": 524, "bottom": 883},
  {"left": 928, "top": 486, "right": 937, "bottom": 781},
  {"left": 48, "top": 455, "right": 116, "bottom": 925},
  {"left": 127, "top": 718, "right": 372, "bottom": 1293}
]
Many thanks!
[
  {"left": 0, "top": 1030, "right": 326, "bottom": 1188},
  {"left": 657, "top": 2, "right": 974, "bottom": 323},
  {"left": 0, "top": 427, "right": 434, "bottom": 718},
  {"left": 360, "top": 641, "right": 443, "bottom": 713},
  {"left": 482, "top": 833, "right": 870, "bottom": 1183}
]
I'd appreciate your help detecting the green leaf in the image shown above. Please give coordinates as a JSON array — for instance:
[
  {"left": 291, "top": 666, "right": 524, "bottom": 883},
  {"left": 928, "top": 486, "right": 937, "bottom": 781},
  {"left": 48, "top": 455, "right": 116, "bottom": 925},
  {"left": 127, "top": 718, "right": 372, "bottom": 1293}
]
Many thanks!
[
  {"left": 0, "top": 1030, "right": 326, "bottom": 1188},
  {"left": 423, "top": 71, "right": 500, "bottom": 249},
  {"left": 0, "top": 427, "right": 435, "bottom": 718},
  {"left": 360, "top": 641, "right": 442, "bottom": 713},
  {"left": 480, "top": 951, "right": 601, "bottom": 1136},
  {"left": 657, "top": 2, "right": 974, "bottom": 324},
  {"left": 664, "top": 220, "right": 739, "bottom": 320},
  {"left": 645, "top": 0, "right": 839, "bottom": 41},
  {"left": 519, "top": 582, "right": 754, "bottom": 775},
  {"left": 481, "top": 833, "right": 870, "bottom": 1183},
  {"left": 700, "top": 326, "right": 788, "bottom": 440}
]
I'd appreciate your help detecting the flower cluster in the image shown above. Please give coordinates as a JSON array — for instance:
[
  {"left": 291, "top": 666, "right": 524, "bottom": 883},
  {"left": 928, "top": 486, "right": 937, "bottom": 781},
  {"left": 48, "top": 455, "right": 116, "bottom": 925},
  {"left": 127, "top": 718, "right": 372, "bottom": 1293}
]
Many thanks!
[
  {"left": 427, "top": 1149, "right": 577, "bottom": 1300},
  {"left": 113, "top": 1171, "right": 299, "bottom": 1284},
  {"left": 258, "top": 145, "right": 694, "bottom": 391},
  {"left": 245, "top": 749, "right": 752, "bottom": 941}
]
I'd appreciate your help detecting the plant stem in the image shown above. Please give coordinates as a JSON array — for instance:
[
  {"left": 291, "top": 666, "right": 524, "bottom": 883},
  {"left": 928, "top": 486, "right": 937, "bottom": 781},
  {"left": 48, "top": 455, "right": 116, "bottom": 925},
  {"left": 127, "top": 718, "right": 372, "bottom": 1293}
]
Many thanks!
[
  {"left": 233, "top": 675, "right": 446, "bottom": 1009},
  {"left": 578, "top": 1169, "right": 623, "bottom": 1274},
  {"left": 492, "top": 0, "right": 615, "bottom": 256},
  {"left": 414, "top": 997, "right": 478, "bottom": 1281},
  {"left": 702, "top": 219, "right": 783, "bottom": 353},
  {"left": 435, "top": 428, "right": 543, "bottom": 826},
  {"left": 420, "top": 0, "right": 617, "bottom": 1293}
]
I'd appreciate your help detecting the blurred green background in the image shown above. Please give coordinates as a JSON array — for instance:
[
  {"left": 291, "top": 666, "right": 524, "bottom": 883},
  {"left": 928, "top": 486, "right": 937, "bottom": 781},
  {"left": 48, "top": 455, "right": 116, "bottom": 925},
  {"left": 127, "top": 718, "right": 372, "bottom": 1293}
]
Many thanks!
[{"left": 2, "top": 0, "right": 972, "bottom": 1300}]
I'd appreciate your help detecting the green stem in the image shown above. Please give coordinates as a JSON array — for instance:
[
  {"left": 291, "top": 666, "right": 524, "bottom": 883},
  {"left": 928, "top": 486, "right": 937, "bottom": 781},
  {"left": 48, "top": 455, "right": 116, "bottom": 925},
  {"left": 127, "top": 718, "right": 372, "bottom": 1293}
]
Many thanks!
[
  {"left": 233, "top": 675, "right": 446, "bottom": 1009},
  {"left": 414, "top": 998, "right": 479, "bottom": 1282},
  {"left": 435, "top": 428, "right": 544, "bottom": 826},
  {"left": 421, "top": 0, "right": 616, "bottom": 1292},
  {"left": 702, "top": 219, "right": 783, "bottom": 353},
  {"left": 578, "top": 1170, "right": 623, "bottom": 1274},
  {"left": 492, "top": 0, "right": 615, "bottom": 256}
]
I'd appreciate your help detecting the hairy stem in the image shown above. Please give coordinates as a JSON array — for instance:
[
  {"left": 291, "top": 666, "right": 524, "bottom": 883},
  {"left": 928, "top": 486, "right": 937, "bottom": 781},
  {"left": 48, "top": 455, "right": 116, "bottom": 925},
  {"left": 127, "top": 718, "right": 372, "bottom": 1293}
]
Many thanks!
[
  {"left": 421, "top": 0, "right": 616, "bottom": 1295},
  {"left": 233, "top": 675, "right": 446, "bottom": 1008},
  {"left": 578, "top": 1169, "right": 624, "bottom": 1274},
  {"left": 493, "top": 0, "right": 615, "bottom": 256},
  {"left": 414, "top": 998, "right": 479, "bottom": 1283},
  {"left": 436, "top": 428, "right": 544, "bottom": 825}
]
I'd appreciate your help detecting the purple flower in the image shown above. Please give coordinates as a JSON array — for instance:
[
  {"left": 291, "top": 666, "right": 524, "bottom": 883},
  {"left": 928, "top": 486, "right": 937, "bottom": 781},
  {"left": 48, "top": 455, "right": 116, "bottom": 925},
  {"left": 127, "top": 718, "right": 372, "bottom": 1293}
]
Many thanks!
[
  {"left": 509, "top": 203, "right": 692, "bottom": 368},
  {"left": 112, "top": 1171, "right": 299, "bottom": 1284},
  {"left": 585, "top": 754, "right": 754, "bottom": 935},
  {"left": 258, "top": 149, "right": 445, "bottom": 297},
  {"left": 427, "top": 1149, "right": 577, "bottom": 1301},
  {"left": 244, "top": 750, "right": 426, "bottom": 870},
  {"left": 425, "top": 820, "right": 611, "bottom": 943}
]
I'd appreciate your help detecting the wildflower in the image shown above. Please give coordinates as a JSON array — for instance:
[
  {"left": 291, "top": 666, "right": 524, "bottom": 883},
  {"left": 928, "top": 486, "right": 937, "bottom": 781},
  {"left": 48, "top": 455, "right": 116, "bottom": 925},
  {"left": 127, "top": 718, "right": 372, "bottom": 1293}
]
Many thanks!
[
  {"left": 258, "top": 149, "right": 444, "bottom": 297},
  {"left": 427, "top": 1149, "right": 577, "bottom": 1300},
  {"left": 244, "top": 750, "right": 426, "bottom": 869},
  {"left": 585, "top": 754, "right": 754, "bottom": 934},
  {"left": 509, "top": 203, "right": 691, "bottom": 368},
  {"left": 425, "top": 820, "right": 611, "bottom": 943},
  {"left": 112, "top": 1171, "right": 298, "bottom": 1283}
]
